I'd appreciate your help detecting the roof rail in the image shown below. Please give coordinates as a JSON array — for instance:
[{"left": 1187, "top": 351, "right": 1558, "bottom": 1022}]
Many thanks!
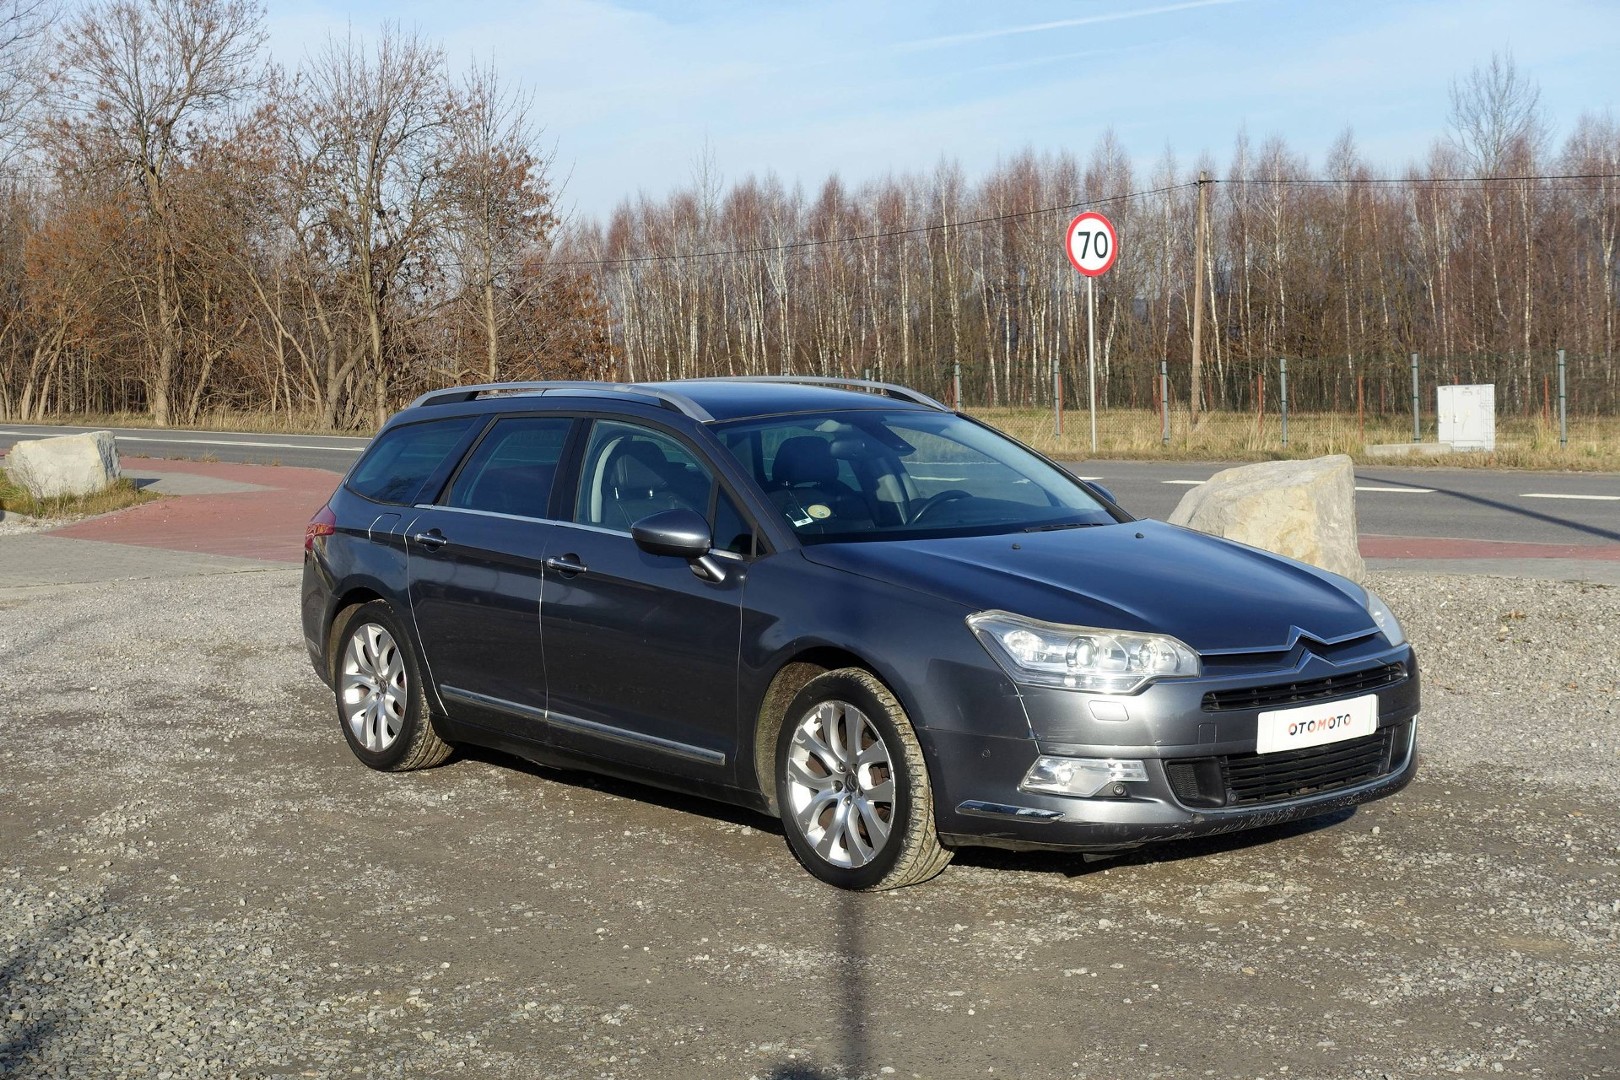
[
  {"left": 407, "top": 381, "right": 714, "bottom": 422},
  {"left": 687, "top": 375, "right": 952, "bottom": 412}
]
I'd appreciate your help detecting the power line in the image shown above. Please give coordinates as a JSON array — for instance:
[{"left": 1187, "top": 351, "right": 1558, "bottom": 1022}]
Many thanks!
[
  {"left": 1220, "top": 171, "right": 1620, "bottom": 186},
  {"left": 557, "top": 171, "right": 1620, "bottom": 270}
]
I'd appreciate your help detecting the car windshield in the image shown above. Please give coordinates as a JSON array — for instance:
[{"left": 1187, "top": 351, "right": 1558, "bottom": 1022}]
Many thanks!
[{"left": 714, "top": 408, "right": 1120, "bottom": 543}]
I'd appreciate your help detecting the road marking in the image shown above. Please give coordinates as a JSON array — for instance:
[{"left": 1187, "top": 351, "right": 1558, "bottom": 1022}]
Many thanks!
[
  {"left": 116, "top": 436, "right": 366, "bottom": 453},
  {"left": 1161, "top": 479, "right": 1204, "bottom": 486},
  {"left": 1356, "top": 486, "right": 1434, "bottom": 494},
  {"left": 0, "top": 430, "right": 365, "bottom": 453},
  {"left": 1521, "top": 493, "right": 1620, "bottom": 501}
]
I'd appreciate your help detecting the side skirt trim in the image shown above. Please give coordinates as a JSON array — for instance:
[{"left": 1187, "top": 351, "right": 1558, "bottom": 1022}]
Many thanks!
[{"left": 440, "top": 685, "right": 727, "bottom": 768}]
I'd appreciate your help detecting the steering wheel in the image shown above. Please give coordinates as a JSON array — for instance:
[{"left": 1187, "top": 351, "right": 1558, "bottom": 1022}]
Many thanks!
[{"left": 908, "top": 489, "right": 973, "bottom": 524}]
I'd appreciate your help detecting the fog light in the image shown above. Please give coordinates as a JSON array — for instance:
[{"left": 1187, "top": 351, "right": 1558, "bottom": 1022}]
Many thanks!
[{"left": 1020, "top": 756, "right": 1148, "bottom": 798}]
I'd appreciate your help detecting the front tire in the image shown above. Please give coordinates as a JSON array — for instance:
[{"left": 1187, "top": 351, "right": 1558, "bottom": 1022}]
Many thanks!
[
  {"left": 333, "top": 600, "right": 452, "bottom": 772},
  {"left": 776, "top": 669, "right": 952, "bottom": 890}
]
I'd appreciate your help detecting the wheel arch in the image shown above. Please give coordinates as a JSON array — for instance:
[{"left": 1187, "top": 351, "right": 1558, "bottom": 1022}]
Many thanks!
[
  {"left": 324, "top": 585, "right": 388, "bottom": 683},
  {"left": 749, "top": 644, "right": 920, "bottom": 816}
]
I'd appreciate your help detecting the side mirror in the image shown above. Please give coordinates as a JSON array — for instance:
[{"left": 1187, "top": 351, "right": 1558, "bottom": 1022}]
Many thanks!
[
  {"left": 1083, "top": 480, "right": 1119, "bottom": 506},
  {"left": 632, "top": 508, "right": 726, "bottom": 581}
]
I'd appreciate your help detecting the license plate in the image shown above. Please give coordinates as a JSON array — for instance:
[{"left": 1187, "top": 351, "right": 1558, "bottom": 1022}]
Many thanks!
[{"left": 1256, "top": 694, "right": 1379, "bottom": 755}]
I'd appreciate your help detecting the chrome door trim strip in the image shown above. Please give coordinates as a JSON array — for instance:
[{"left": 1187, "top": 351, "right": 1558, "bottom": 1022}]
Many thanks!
[
  {"left": 440, "top": 686, "right": 727, "bottom": 768},
  {"left": 441, "top": 684, "right": 547, "bottom": 723},
  {"left": 548, "top": 709, "right": 727, "bottom": 767}
]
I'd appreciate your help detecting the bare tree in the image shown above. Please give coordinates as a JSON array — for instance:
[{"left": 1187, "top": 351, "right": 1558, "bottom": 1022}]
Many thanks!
[
  {"left": 51, "top": 0, "right": 264, "bottom": 425},
  {"left": 0, "top": 0, "right": 51, "bottom": 156},
  {"left": 286, "top": 26, "right": 449, "bottom": 427},
  {"left": 442, "top": 60, "right": 555, "bottom": 381}
]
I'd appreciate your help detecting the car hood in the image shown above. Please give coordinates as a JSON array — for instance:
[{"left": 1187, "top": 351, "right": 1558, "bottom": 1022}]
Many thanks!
[{"left": 799, "top": 520, "right": 1375, "bottom": 654}]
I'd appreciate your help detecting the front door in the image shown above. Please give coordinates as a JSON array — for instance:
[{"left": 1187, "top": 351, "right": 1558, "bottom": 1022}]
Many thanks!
[{"left": 540, "top": 420, "right": 751, "bottom": 781}]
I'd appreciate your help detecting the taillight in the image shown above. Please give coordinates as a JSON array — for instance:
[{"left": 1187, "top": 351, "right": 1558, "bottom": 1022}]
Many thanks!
[{"left": 305, "top": 504, "right": 337, "bottom": 553}]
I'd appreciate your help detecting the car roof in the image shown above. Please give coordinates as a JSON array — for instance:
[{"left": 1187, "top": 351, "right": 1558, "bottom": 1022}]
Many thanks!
[
  {"left": 642, "top": 379, "right": 944, "bottom": 422},
  {"left": 404, "top": 377, "right": 950, "bottom": 425}
]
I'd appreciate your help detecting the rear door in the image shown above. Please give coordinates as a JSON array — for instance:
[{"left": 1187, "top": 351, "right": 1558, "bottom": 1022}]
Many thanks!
[{"left": 406, "top": 414, "right": 578, "bottom": 737}]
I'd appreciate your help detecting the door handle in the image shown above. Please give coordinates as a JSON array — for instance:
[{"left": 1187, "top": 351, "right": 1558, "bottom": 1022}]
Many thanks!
[
  {"left": 411, "top": 529, "right": 448, "bottom": 551},
  {"left": 544, "top": 554, "right": 588, "bottom": 575}
]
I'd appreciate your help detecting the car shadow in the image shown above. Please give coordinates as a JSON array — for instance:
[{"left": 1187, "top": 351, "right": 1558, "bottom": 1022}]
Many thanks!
[
  {"left": 449, "top": 744, "right": 784, "bottom": 835},
  {"left": 952, "top": 806, "right": 1358, "bottom": 878},
  {"left": 450, "top": 742, "right": 1356, "bottom": 877}
]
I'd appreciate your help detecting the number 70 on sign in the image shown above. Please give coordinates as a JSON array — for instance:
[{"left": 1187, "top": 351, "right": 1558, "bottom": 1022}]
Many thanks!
[{"left": 1065, "top": 211, "right": 1118, "bottom": 277}]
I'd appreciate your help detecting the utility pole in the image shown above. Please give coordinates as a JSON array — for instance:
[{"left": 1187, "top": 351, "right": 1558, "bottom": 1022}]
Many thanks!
[{"left": 1190, "top": 170, "right": 1209, "bottom": 427}]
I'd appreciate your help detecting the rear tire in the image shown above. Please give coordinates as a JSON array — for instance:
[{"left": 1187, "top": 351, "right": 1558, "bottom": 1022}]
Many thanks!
[
  {"left": 776, "top": 668, "right": 952, "bottom": 890},
  {"left": 333, "top": 601, "right": 452, "bottom": 772}
]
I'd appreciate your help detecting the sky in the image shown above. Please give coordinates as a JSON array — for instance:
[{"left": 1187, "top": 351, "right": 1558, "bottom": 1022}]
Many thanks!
[{"left": 263, "top": 0, "right": 1620, "bottom": 223}]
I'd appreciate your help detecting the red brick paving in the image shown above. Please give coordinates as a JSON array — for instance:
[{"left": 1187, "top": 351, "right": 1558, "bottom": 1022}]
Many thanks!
[
  {"left": 49, "top": 458, "right": 340, "bottom": 564},
  {"left": 1359, "top": 534, "right": 1620, "bottom": 561}
]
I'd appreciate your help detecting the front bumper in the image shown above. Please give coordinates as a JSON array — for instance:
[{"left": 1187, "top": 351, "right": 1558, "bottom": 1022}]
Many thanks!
[
  {"left": 933, "top": 721, "right": 1416, "bottom": 852},
  {"left": 926, "top": 647, "right": 1421, "bottom": 853}
]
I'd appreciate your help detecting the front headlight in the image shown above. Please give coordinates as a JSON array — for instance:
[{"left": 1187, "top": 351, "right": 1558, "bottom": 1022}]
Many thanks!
[
  {"left": 967, "top": 610, "right": 1200, "bottom": 693},
  {"left": 1364, "top": 590, "right": 1406, "bottom": 648}
]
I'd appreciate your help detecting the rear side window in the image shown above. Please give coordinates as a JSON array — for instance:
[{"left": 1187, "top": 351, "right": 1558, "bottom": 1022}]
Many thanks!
[
  {"left": 445, "top": 416, "right": 573, "bottom": 519},
  {"left": 347, "top": 417, "right": 478, "bottom": 505}
]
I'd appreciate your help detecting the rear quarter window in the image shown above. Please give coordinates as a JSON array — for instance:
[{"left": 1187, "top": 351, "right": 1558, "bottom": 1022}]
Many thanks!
[{"left": 347, "top": 416, "right": 479, "bottom": 504}]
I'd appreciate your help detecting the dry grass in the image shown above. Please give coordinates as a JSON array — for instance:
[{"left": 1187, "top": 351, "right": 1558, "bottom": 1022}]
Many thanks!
[
  {"left": 0, "top": 470, "right": 159, "bottom": 521},
  {"left": 33, "top": 409, "right": 362, "bottom": 436},
  {"left": 974, "top": 406, "right": 1620, "bottom": 470}
]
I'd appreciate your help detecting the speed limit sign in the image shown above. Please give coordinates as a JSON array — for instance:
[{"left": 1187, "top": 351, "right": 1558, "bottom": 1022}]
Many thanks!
[{"left": 1065, "top": 211, "right": 1117, "bottom": 277}]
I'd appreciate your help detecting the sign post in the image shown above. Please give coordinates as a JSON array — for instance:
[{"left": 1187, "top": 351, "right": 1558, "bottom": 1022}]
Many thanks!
[{"left": 1064, "top": 211, "right": 1118, "bottom": 451}]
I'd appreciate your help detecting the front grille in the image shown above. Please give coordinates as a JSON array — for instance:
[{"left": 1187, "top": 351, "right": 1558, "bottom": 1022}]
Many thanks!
[
  {"left": 1163, "top": 723, "right": 1409, "bottom": 809},
  {"left": 1202, "top": 663, "right": 1406, "bottom": 712}
]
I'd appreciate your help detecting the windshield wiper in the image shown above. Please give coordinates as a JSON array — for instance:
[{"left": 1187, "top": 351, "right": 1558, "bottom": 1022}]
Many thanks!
[{"left": 1022, "top": 521, "right": 1104, "bottom": 533}]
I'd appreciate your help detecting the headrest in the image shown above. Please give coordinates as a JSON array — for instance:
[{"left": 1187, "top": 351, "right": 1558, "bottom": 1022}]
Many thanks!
[
  {"left": 609, "top": 440, "right": 670, "bottom": 492},
  {"left": 772, "top": 436, "right": 838, "bottom": 487}
]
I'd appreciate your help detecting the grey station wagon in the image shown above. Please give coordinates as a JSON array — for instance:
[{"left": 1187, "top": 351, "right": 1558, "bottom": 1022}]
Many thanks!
[{"left": 301, "top": 377, "right": 1418, "bottom": 889}]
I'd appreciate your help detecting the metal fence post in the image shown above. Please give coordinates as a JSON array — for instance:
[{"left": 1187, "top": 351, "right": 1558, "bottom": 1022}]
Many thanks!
[
  {"left": 1410, "top": 353, "right": 1421, "bottom": 443},
  {"left": 1279, "top": 357, "right": 1289, "bottom": 448},
  {"left": 1557, "top": 349, "right": 1568, "bottom": 448},
  {"left": 953, "top": 359, "right": 962, "bottom": 411},
  {"left": 1160, "top": 360, "right": 1170, "bottom": 446}
]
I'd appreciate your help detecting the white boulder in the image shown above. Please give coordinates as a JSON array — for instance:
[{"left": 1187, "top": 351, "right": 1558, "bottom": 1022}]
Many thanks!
[
  {"left": 6, "top": 430, "right": 122, "bottom": 500},
  {"left": 1168, "top": 455, "right": 1365, "bottom": 580}
]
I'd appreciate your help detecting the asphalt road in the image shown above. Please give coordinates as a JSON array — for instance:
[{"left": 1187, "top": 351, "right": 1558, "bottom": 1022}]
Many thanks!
[
  {"left": 2, "top": 422, "right": 1616, "bottom": 548},
  {"left": 0, "top": 422, "right": 370, "bottom": 472},
  {"left": 1074, "top": 460, "right": 1620, "bottom": 549}
]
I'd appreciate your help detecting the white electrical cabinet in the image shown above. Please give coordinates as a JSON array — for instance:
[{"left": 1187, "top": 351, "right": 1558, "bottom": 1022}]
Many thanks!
[{"left": 1437, "top": 384, "right": 1496, "bottom": 451}]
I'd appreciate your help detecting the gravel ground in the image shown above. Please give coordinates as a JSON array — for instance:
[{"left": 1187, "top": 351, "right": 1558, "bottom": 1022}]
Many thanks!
[{"left": 1, "top": 567, "right": 1616, "bottom": 1079}]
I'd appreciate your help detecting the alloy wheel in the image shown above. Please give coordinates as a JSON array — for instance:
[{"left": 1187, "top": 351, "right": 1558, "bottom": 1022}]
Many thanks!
[
  {"left": 784, "top": 700, "right": 896, "bottom": 869},
  {"left": 340, "top": 622, "right": 408, "bottom": 752}
]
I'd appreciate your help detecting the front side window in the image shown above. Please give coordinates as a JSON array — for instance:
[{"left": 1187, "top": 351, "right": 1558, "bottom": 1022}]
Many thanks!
[
  {"left": 444, "top": 416, "right": 573, "bottom": 519},
  {"left": 573, "top": 421, "right": 715, "bottom": 534},
  {"left": 715, "top": 409, "right": 1117, "bottom": 543},
  {"left": 347, "top": 416, "right": 479, "bottom": 505}
]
